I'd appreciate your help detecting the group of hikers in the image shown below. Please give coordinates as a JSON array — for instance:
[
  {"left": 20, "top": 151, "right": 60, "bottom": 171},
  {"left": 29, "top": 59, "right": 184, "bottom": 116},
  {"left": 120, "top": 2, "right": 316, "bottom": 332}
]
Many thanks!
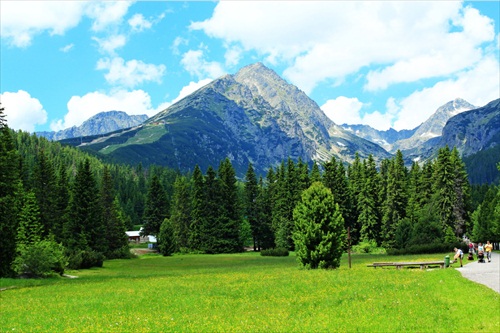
[{"left": 454, "top": 240, "right": 493, "bottom": 267}]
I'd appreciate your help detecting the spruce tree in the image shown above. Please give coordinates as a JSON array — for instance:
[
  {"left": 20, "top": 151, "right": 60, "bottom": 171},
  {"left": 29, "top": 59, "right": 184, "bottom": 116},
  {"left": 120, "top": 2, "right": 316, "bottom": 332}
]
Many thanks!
[
  {"left": 358, "top": 155, "right": 380, "bottom": 243},
  {"left": 217, "top": 158, "right": 242, "bottom": 253},
  {"left": 101, "top": 166, "right": 128, "bottom": 258},
  {"left": 381, "top": 151, "right": 408, "bottom": 248},
  {"left": 432, "top": 146, "right": 456, "bottom": 235},
  {"left": 450, "top": 147, "right": 471, "bottom": 237},
  {"left": 293, "top": 182, "right": 345, "bottom": 269},
  {"left": 189, "top": 165, "right": 205, "bottom": 251},
  {"left": 256, "top": 176, "right": 275, "bottom": 249},
  {"left": 33, "top": 148, "right": 57, "bottom": 237},
  {"left": 16, "top": 191, "right": 43, "bottom": 247},
  {"left": 170, "top": 176, "right": 191, "bottom": 250},
  {"left": 142, "top": 174, "right": 168, "bottom": 237},
  {"left": 158, "top": 218, "right": 177, "bottom": 256},
  {"left": 0, "top": 104, "right": 21, "bottom": 277},
  {"left": 244, "top": 163, "right": 260, "bottom": 250}
]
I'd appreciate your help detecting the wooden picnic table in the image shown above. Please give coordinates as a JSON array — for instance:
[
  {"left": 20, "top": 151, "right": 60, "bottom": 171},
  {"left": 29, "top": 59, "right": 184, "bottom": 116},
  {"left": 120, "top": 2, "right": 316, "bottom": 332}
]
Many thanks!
[{"left": 367, "top": 260, "right": 456, "bottom": 270}]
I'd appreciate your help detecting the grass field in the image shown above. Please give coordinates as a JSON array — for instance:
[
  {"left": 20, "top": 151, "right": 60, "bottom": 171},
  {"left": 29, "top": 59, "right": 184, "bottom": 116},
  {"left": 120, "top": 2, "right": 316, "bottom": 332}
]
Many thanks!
[{"left": 1, "top": 252, "right": 498, "bottom": 332}]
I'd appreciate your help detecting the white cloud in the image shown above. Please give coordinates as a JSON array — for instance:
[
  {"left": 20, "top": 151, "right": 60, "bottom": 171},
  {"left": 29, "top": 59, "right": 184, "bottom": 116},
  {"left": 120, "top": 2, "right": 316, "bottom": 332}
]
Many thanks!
[
  {"left": 181, "top": 50, "right": 225, "bottom": 79},
  {"left": 171, "top": 79, "right": 212, "bottom": 104},
  {"left": 0, "top": 1, "right": 86, "bottom": 47},
  {"left": 191, "top": 2, "right": 496, "bottom": 94},
  {"left": 172, "top": 37, "right": 188, "bottom": 55},
  {"left": 321, "top": 97, "right": 364, "bottom": 125},
  {"left": 96, "top": 57, "right": 166, "bottom": 87},
  {"left": 0, "top": 1, "right": 132, "bottom": 47},
  {"left": 92, "top": 35, "right": 127, "bottom": 55},
  {"left": 52, "top": 89, "right": 163, "bottom": 131},
  {"left": 128, "top": 13, "right": 152, "bottom": 32},
  {"left": 0, "top": 90, "right": 47, "bottom": 132},
  {"left": 60, "top": 43, "right": 74, "bottom": 53},
  {"left": 392, "top": 55, "right": 500, "bottom": 130},
  {"left": 85, "top": 1, "right": 132, "bottom": 32}
]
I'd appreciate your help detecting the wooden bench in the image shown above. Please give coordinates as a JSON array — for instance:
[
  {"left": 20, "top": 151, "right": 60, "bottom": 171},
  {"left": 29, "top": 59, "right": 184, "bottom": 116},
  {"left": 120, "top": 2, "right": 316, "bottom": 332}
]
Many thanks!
[{"left": 367, "top": 260, "right": 456, "bottom": 270}]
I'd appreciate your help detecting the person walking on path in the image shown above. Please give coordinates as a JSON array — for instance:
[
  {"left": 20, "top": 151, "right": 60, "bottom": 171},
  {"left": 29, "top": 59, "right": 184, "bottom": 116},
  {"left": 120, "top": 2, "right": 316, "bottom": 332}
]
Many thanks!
[
  {"left": 484, "top": 241, "right": 493, "bottom": 262},
  {"left": 457, "top": 252, "right": 500, "bottom": 294},
  {"left": 454, "top": 247, "right": 464, "bottom": 267}
]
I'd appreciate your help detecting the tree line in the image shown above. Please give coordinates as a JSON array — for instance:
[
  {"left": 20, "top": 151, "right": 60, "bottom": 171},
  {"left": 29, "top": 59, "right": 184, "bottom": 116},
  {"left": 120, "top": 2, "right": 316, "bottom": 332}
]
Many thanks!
[{"left": 1, "top": 103, "right": 499, "bottom": 276}]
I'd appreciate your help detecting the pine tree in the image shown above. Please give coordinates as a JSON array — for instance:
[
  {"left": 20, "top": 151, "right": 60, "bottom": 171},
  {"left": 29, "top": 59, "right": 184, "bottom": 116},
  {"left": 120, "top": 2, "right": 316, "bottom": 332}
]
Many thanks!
[
  {"left": 244, "top": 163, "right": 260, "bottom": 250},
  {"left": 358, "top": 155, "right": 380, "bottom": 243},
  {"left": 256, "top": 176, "right": 275, "bottom": 249},
  {"left": 169, "top": 175, "right": 191, "bottom": 250},
  {"left": 450, "top": 147, "right": 471, "bottom": 237},
  {"left": 52, "top": 164, "right": 69, "bottom": 242},
  {"left": 293, "top": 182, "right": 345, "bottom": 269},
  {"left": 158, "top": 218, "right": 177, "bottom": 256},
  {"left": 189, "top": 165, "right": 205, "bottom": 251},
  {"left": 217, "top": 158, "right": 242, "bottom": 253},
  {"left": 432, "top": 146, "right": 456, "bottom": 235},
  {"left": 0, "top": 104, "right": 22, "bottom": 277},
  {"left": 142, "top": 174, "right": 168, "bottom": 237},
  {"left": 203, "top": 166, "right": 222, "bottom": 253},
  {"left": 381, "top": 151, "right": 408, "bottom": 248},
  {"left": 16, "top": 191, "right": 43, "bottom": 247},
  {"left": 101, "top": 166, "right": 128, "bottom": 258},
  {"left": 33, "top": 148, "right": 57, "bottom": 237},
  {"left": 64, "top": 159, "right": 103, "bottom": 254}
]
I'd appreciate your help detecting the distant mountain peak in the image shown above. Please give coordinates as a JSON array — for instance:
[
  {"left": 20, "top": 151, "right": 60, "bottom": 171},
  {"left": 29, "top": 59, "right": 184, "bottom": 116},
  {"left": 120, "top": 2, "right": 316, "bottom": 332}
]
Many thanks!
[{"left": 36, "top": 110, "right": 148, "bottom": 141}]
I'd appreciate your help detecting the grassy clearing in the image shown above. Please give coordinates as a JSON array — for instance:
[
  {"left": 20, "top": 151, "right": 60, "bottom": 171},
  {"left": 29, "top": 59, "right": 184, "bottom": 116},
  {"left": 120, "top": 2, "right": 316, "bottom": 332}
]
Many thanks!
[{"left": 1, "top": 252, "right": 498, "bottom": 332}]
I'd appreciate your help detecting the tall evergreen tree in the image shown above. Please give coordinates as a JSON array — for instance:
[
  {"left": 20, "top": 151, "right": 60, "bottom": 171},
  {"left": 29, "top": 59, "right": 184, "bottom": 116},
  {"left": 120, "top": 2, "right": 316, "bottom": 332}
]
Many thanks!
[
  {"left": 64, "top": 159, "right": 103, "bottom": 254},
  {"left": 189, "top": 165, "right": 205, "bottom": 251},
  {"left": 0, "top": 104, "right": 21, "bottom": 276},
  {"left": 53, "top": 164, "right": 69, "bottom": 242},
  {"left": 432, "top": 146, "right": 456, "bottom": 234},
  {"left": 142, "top": 174, "right": 168, "bottom": 237},
  {"left": 256, "top": 176, "right": 275, "bottom": 249},
  {"left": 217, "top": 158, "right": 242, "bottom": 253},
  {"left": 381, "top": 150, "right": 408, "bottom": 247},
  {"left": 169, "top": 175, "right": 191, "bottom": 250},
  {"left": 33, "top": 148, "right": 58, "bottom": 237},
  {"left": 15, "top": 191, "right": 43, "bottom": 247},
  {"left": 358, "top": 155, "right": 381, "bottom": 243},
  {"left": 100, "top": 166, "right": 128, "bottom": 258},
  {"left": 244, "top": 163, "right": 260, "bottom": 250},
  {"left": 450, "top": 147, "right": 471, "bottom": 237}
]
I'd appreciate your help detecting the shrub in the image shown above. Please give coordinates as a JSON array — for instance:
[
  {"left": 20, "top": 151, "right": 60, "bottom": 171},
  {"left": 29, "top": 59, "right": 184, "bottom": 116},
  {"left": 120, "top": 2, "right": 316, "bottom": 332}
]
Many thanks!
[
  {"left": 260, "top": 248, "right": 289, "bottom": 257},
  {"left": 67, "top": 250, "right": 105, "bottom": 269},
  {"left": 352, "top": 239, "right": 385, "bottom": 254},
  {"left": 12, "top": 240, "right": 67, "bottom": 278}
]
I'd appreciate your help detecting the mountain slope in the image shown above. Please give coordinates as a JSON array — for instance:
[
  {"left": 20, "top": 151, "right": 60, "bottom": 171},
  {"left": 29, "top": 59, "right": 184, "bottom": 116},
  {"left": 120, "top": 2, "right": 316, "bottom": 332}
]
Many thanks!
[
  {"left": 76, "top": 63, "right": 390, "bottom": 176},
  {"left": 37, "top": 111, "right": 148, "bottom": 141},
  {"left": 392, "top": 98, "right": 475, "bottom": 153},
  {"left": 403, "top": 98, "right": 500, "bottom": 165}
]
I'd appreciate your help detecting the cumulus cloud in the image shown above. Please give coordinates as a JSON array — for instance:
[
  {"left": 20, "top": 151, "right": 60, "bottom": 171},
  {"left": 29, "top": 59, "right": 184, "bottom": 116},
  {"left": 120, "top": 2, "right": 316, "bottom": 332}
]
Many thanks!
[
  {"left": 1, "top": 90, "right": 47, "bottom": 132},
  {"left": 92, "top": 35, "right": 127, "bottom": 55},
  {"left": 51, "top": 89, "right": 163, "bottom": 131},
  {"left": 181, "top": 49, "right": 225, "bottom": 79},
  {"left": 392, "top": 55, "right": 500, "bottom": 130},
  {"left": 128, "top": 13, "right": 152, "bottom": 32},
  {"left": 85, "top": 1, "right": 132, "bottom": 32},
  {"left": 0, "top": 1, "right": 86, "bottom": 47},
  {"left": 191, "top": 2, "right": 496, "bottom": 95},
  {"left": 0, "top": 1, "right": 132, "bottom": 47},
  {"left": 96, "top": 57, "right": 166, "bottom": 87}
]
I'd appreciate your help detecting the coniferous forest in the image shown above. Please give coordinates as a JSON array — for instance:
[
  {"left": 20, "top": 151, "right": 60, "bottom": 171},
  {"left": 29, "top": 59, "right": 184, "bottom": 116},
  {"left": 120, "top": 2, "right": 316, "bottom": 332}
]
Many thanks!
[{"left": 1, "top": 105, "right": 499, "bottom": 277}]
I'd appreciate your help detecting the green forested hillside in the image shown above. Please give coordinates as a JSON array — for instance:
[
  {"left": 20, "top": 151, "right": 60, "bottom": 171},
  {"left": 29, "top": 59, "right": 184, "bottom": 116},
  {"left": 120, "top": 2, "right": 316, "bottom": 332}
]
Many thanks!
[{"left": 1, "top": 101, "right": 499, "bottom": 278}]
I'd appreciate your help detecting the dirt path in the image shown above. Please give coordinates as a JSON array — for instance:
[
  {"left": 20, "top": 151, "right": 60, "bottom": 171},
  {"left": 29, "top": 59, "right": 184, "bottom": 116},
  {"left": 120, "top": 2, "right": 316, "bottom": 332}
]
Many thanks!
[{"left": 456, "top": 252, "right": 499, "bottom": 293}]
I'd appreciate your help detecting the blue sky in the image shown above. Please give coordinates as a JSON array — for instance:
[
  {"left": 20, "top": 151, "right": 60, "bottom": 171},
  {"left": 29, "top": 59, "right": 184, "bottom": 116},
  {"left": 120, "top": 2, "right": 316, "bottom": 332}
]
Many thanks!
[{"left": 1, "top": 1, "right": 499, "bottom": 133}]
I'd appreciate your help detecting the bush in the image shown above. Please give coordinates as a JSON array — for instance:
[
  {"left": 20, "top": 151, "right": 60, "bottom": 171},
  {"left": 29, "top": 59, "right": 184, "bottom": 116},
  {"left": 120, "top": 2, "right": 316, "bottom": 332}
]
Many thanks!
[
  {"left": 260, "top": 248, "right": 289, "bottom": 257},
  {"left": 12, "top": 240, "right": 67, "bottom": 278},
  {"left": 352, "top": 239, "right": 385, "bottom": 254},
  {"left": 67, "top": 249, "right": 105, "bottom": 269}
]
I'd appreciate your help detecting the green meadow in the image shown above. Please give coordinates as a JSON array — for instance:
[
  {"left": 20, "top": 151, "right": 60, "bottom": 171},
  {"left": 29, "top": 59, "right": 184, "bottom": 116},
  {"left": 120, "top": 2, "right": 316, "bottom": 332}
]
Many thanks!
[{"left": 1, "top": 252, "right": 498, "bottom": 332}]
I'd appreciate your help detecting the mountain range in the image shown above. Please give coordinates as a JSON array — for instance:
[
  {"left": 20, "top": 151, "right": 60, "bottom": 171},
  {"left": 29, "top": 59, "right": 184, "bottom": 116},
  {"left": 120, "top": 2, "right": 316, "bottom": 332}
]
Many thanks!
[
  {"left": 36, "top": 111, "right": 148, "bottom": 141},
  {"left": 57, "top": 63, "right": 499, "bottom": 182}
]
